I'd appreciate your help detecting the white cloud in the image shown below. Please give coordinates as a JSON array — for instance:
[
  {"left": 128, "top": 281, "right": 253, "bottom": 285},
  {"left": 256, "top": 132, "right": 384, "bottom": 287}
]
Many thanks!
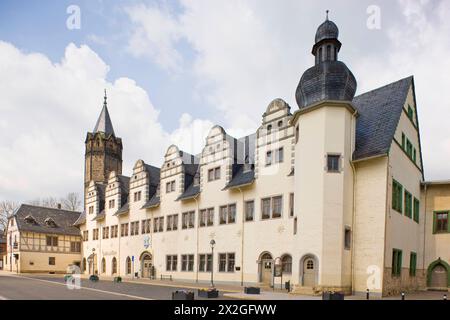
[
  {"left": 125, "top": 3, "right": 183, "bottom": 73},
  {"left": 0, "top": 41, "right": 211, "bottom": 202}
]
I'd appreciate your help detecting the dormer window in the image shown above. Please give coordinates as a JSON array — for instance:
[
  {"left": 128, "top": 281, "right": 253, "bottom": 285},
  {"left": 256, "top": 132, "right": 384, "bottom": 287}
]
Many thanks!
[
  {"left": 44, "top": 218, "right": 57, "bottom": 228},
  {"left": 24, "top": 215, "right": 37, "bottom": 225}
]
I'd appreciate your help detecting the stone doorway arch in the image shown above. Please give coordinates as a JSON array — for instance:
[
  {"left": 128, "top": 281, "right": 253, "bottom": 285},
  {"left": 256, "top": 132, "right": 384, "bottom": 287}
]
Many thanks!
[
  {"left": 140, "top": 252, "right": 153, "bottom": 279},
  {"left": 299, "top": 254, "right": 319, "bottom": 287},
  {"left": 427, "top": 258, "right": 450, "bottom": 289}
]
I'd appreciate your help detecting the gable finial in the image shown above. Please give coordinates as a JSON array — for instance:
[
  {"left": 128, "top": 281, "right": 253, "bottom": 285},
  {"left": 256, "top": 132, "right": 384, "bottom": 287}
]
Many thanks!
[
  {"left": 103, "top": 89, "right": 107, "bottom": 107},
  {"left": 326, "top": 10, "right": 329, "bottom": 21}
]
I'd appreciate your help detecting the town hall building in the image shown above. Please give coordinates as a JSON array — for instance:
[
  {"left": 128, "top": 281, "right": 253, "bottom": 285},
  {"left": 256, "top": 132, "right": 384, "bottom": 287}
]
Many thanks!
[{"left": 74, "top": 16, "right": 450, "bottom": 297}]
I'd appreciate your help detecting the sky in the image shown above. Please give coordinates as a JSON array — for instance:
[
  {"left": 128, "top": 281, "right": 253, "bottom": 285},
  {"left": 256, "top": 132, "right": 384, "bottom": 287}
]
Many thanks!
[{"left": 1, "top": 0, "right": 450, "bottom": 202}]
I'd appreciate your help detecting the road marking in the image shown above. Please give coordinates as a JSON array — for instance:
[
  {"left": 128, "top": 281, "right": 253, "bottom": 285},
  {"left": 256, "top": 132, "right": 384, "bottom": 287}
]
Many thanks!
[{"left": 8, "top": 275, "right": 153, "bottom": 300}]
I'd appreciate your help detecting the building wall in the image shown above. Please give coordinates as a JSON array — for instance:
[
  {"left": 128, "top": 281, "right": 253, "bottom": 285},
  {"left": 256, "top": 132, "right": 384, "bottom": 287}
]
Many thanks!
[
  {"left": 383, "top": 86, "right": 426, "bottom": 296},
  {"left": 352, "top": 156, "right": 388, "bottom": 297},
  {"left": 422, "top": 183, "right": 450, "bottom": 287}
]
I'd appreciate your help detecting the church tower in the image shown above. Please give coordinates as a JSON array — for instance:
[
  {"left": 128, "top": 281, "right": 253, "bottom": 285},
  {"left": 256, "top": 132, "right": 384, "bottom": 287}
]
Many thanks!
[{"left": 84, "top": 90, "right": 123, "bottom": 194}]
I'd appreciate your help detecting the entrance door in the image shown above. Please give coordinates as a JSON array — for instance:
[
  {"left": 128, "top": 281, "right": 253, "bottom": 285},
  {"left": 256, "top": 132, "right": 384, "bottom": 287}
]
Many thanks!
[
  {"left": 142, "top": 255, "right": 153, "bottom": 278},
  {"left": 430, "top": 265, "right": 447, "bottom": 288},
  {"left": 260, "top": 253, "right": 273, "bottom": 285},
  {"left": 303, "top": 258, "right": 316, "bottom": 287}
]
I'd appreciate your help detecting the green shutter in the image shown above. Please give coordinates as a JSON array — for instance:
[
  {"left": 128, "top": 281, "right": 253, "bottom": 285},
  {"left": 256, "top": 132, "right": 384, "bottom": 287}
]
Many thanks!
[
  {"left": 399, "top": 184, "right": 403, "bottom": 213},
  {"left": 413, "top": 198, "right": 419, "bottom": 223},
  {"left": 410, "top": 252, "right": 417, "bottom": 276}
]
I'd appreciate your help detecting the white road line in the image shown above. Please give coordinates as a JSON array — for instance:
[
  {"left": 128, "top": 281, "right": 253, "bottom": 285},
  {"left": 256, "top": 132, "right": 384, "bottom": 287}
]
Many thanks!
[{"left": 9, "top": 275, "right": 153, "bottom": 300}]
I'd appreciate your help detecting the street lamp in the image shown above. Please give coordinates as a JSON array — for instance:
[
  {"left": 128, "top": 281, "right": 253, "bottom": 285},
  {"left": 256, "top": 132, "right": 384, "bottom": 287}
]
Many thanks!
[
  {"left": 91, "top": 248, "right": 95, "bottom": 275},
  {"left": 210, "top": 239, "right": 216, "bottom": 288}
]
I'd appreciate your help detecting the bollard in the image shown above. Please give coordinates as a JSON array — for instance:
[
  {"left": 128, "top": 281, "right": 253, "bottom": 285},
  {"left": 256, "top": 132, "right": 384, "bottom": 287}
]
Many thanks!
[
  {"left": 444, "top": 294, "right": 447, "bottom": 301},
  {"left": 401, "top": 292, "right": 405, "bottom": 300},
  {"left": 366, "top": 289, "right": 370, "bottom": 300}
]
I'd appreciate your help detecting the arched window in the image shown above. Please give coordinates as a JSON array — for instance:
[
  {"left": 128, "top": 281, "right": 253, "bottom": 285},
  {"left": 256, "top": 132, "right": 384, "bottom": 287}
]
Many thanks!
[
  {"left": 326, "top": 45, "right": 331, "bottom": 60},
  {"left": 267, "top": 125, "right": 272, "bottom": 134},
  {"left": 112, "top": 257, "right": 117, "bottom": 275},
  {"left": 101, "top": 258, "right": 106, "bottom": 274},
  {"left": 261, "top": 252, "right": 272, "bottom": 261},
  {"left": 126, "top": 257, "right": 132, "bottom": 274},
  {"left": 281, "top": 255, "right": 292, "bottom": 274},
  {"left": 82, "top": 258, "right": 86, "bottom": 272},
  {"left": 318, "top": 47, "right": 323, "bottom": 62}
]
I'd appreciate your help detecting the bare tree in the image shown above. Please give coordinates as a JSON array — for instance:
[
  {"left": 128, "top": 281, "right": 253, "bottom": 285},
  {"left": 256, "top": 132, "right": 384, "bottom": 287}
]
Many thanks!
[
  {"left": 0, "top": 201, "right": 19, "bottom": 232},
  {"left": 61, "top": 192, "right": 82, "bottom": 211}
]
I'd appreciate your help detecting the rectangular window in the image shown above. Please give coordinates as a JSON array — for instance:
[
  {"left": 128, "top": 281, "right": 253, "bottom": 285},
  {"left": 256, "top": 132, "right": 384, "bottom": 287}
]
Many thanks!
[
  {"left": 166, "top": 255, "right": 177, "bottom": 271},
  {"left": 276, "top": 148, "right": 284, "bottom": 163},
  {"left": 219, "top": 253, "right": 227, "bottom": 272},
  {"left": 410, "top": 252, "right": 417, "bottom": 277},
  {"left": 344, "top": 228, "right": 351, "bottom": 250},
  {"left": 392, "top": 249, "right": 403, "bottom": 277},
  {"left": 181, "top": 254, "right": 194, "bottom": 272},
  {"left": 218, "top": 253, "right": 235, "bottom": 273},
  {"left": 134, "top": 191, "right": 142, "bottom": 202},
  {"left": 261, "top": 198, "right": 271, "bottom": 220},
  {"left": 406, "top": 139, "right": 413, "bottom": 159},
  {"left": 70, "top": 242, "right": 81, "bottom": 253},
  {"left": 413, "top": 198, "right": 420, "bottom": 223},
  {"left": 120, "top": 223, "right": 128, "bottom": 237},
  {"left": 219, "top": 206, "right": 227, "bottom": 225},
  {"left": 434, "top": 211, "right": 449, "bottom": 233},
  {"left": 48, "top": 257, "right": 55, "bottom": 266},
  {"left": 198, "top": 254, "right": 213, "bottom": 272},
  {"left": 245, "top": 200, "right": 254, "bottom": 221},
  {"left": 208, "top": 167, "right": 221, "bottom": 181},
  {"left": 182, "top": 211, "right": 195, "bottom": 229},
  {"left": 295, "top": 126, "right": 299, "bottom": 144},
  {"left": 219, "top": 204, "right": 236, "bottom": 225},
  {"left": 108, "top": 199, "right": 115, "bottom": 209},
  {"left": 272, "top": 196, "right": 282, "bottom": 218},
  {"left": 88, "top": 206, "right": 94, "bottom": 214},
  {"left": 166, "top": 214, "right": 178, "bottom": 231},
  {"left": 289, "top": 193, "right": 294, "bottom": 217},
  {"left": 166, "top": 181, "right": 175, "bottom": 193},
  {"left": 207, "top": 208, "right": 214, "bottom": 226},
  {"left": 401, "top": 133, "right": 406, "bottom": 149},
  {"left": 392, "top": 179, "right": 403, "bottom": 213},
  {"left": 407, "top": 105, "right": 414, "bottom": 121},
  {"left": 199, "top": 209, "right": 206, "bottom": 227},
  {"left": 46, "top": 236, "right": 58, "bottom": 247},
  {"left": 154, "top": 218, "right": 164, "bottom": 232},
  {"left": 327, "top": 154, "right": 340, "bottom": 172},
  {"left": 404, "top": 190, "right": 412, "bottom": 218},
  {"left": 159, "top": 217, "right": 164, "bottom": 232},
  {"left": 82, "top": 231, "right": 89, "bottom": 242},
  {"left": 266, "top": 151, "right": 272, "bottom": 166}
]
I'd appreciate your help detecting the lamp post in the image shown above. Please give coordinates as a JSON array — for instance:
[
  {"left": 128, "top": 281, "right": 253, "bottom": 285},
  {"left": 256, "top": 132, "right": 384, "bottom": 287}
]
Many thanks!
[
  {"left": 91, "top": 248, "right": 95, "bottom": 275},
  {"left": 210, "top": 239, "right": 216, "bottom": 288}
]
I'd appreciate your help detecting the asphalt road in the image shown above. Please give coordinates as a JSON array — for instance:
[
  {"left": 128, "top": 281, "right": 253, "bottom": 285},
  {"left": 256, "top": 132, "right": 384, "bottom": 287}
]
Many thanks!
[{"left": 0, "top": 274, "right": 233, "bottom": 300}]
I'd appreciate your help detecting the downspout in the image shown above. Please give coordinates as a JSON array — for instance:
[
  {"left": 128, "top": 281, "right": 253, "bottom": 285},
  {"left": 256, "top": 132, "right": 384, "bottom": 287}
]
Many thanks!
[
  {"left": 238, "top": 187, "right": 245, "bottom": 287},
  {"left": 350, "top": 109, "right": 357, "bottom": 294},
  {"left": 194, "top": 195, "right": 200, "bottom": 283},
  {"left": 422, "top": 184, "right": 427, "bottom": 278}
]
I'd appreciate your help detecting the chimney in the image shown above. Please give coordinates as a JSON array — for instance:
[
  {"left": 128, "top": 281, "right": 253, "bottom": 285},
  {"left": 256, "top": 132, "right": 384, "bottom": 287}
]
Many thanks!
[{"left": 57, "top": 203, "right": 61, "bottom": 210}]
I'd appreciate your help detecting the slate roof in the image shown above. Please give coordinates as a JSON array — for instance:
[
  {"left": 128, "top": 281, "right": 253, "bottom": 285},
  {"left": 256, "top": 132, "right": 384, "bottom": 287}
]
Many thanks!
[
  {"left": 144, "top": 164, "right": 161, "bottom": 187},
  {"left": 114, "top": 203, "right": 129, "bottom": 216},
  {"left": 12, "top": 204, "right": 81, "bottom": 236},
  {"left": 142, "top": 194, "right": 160, "bottom": 209},
  {"left": 223, "top": 164, "right": 255, "bottom": 190},
  {"left": 177, "top": 184, "right": 200, "bottom": 201},
  {"left": 73, "top": 212, "right": 86, "bottom": 226},
  {"left": 93, "top": 95, "right": 115, "bottom": 136},
  {"left": 92, "top": 210, "right": 106, "bottom": 221},
  {"left": 353, "top": 76, "right": 413, "bottom": 160}
]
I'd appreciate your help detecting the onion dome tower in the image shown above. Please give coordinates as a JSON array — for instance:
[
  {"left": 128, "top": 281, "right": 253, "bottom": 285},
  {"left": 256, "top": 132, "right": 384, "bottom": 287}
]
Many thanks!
[{"left": 295, "top": 11, "right": 357, "bottom": 109}]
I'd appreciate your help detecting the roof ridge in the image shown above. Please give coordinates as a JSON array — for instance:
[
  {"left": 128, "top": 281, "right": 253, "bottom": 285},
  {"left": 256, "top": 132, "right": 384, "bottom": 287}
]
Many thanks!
[
  {"left": 20, "top": 204, "right": 82, "bottom": 214},
  {"left": 355, "top": 76, "right": 413, "bottom": 99}
]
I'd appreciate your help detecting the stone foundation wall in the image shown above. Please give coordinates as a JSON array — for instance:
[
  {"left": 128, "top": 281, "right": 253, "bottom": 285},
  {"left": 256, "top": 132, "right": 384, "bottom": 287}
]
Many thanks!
[{"left": 383, "top": 267, "right": 426, "bottom": 296}]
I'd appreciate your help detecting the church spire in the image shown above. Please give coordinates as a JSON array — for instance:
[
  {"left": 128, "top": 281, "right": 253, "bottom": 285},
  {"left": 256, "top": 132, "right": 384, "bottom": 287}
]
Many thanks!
[{"left": 93, "top": 89, "right": 115, "bottom": 136}]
